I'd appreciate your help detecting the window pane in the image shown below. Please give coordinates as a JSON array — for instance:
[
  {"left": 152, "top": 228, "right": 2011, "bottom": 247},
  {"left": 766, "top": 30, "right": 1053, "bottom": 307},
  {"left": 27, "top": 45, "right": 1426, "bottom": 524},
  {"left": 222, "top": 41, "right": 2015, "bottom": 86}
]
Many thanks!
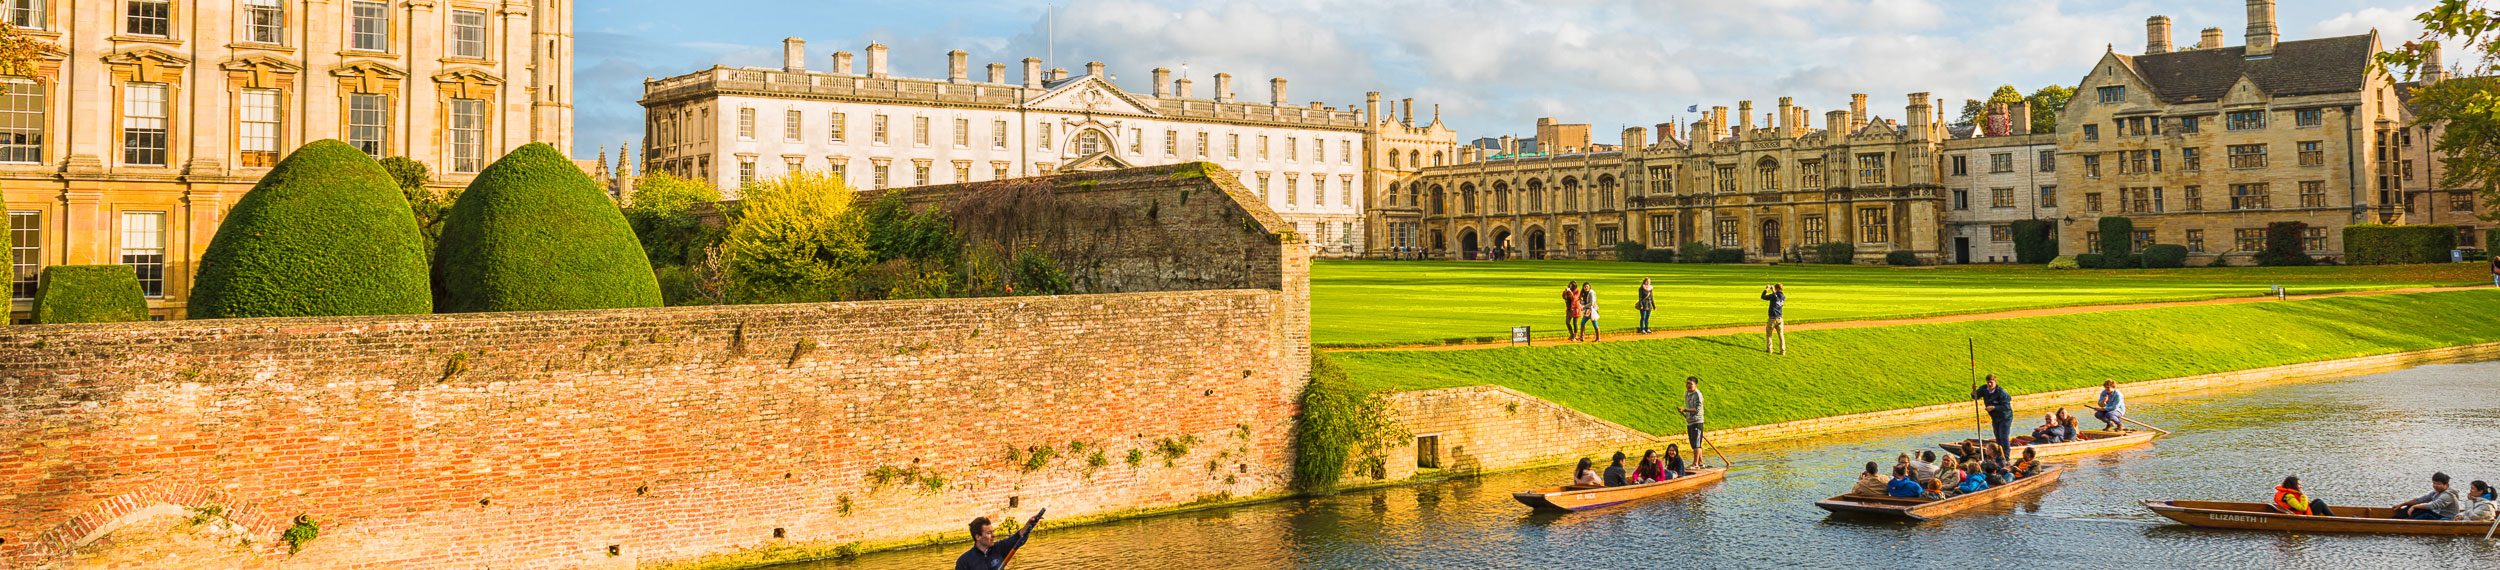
[
  {"left": 451, "top": 99, "right": 485, "bottom": 173},
  {"left": 120, "top": 212, "right": 165, "bottom": 298},
  {"left": 7, "top": 0, "right": 45, "bottom": 29},
  {"left": 121, "top": 83, "right": 168, "bottom": 166},
  {"left": 0, "top": 78, "right": 42, "bottom": 163},
  {"left": 245, "top": 0, "right": 284, "bottom": 44},
  {"left": 126, "top": 0, "right": 169, "bottom": 36},
  {"left": 240, "top": 89, "right": 281, "bottom": 167},
  {"left": 348, "top": 93, "right": 389, "bottom": 157},
  {"left": 451, "top": 10, "right": 488, "bottom": 58},
  {"left": 9, "top": 211, "right": 37, "bottom": 300},
  {"left": 352, "top": 1, "right": 390, "bottom": 51}
]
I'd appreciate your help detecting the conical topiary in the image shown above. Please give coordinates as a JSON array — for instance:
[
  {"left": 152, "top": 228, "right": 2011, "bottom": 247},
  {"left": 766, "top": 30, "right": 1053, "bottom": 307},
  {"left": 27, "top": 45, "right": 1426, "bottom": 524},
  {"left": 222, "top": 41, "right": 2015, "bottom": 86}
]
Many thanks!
[
  {"left": 190, "top": 140, "right": 432, "bottom": 318},
  {"left": 33, "top": 265, "right": 150, "bottom": 324},
  {"left": 432, "top": 142, "right": 661, "bottom": 312}
]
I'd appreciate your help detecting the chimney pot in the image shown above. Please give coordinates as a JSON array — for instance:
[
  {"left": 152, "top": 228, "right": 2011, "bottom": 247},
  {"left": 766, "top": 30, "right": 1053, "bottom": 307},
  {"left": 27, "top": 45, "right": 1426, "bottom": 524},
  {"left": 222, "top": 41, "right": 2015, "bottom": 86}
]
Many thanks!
[
  {"left": 1402, "top": 99, "right": 1415, "bottom": 127},
  {"left": 948, "top": 50, "right": 969, "bottom": 82},
  {"left": 1176, "top": 78, "right": 1194, "bottom": 98},
  {"left": 833, "top": 52, "right": 854, "bottom": 75},
  {"left": 865, "top": 43, "right": 890, "bottom": 78},
  {"left": 2011, "top": 100, "right": 2034, "bottom": 135},
  {"left": 1738, "top": 101, "right": 1755, "bottom": 134},
  {"left": 2425, "top": 44, "right": 2450, "bottom": 83},
  {"left": 2199, "top": 27, "right": 2225, "bottom": 50},
  {"left": 1085, "top": 61, "right": 1105, "bottom": 77},
  {"left": 1214, "top": 73, "right": 1234, "bottom": 102},
  {"left": 2246, "top": 0, "right": 2278, "bottom": 56},
  {"left": 1152, "top": 68, "right": 1172, "bottom": 97},
  {"left": 1050, "top": 68, "right": 1068, "bottom": 81},
  {"left": 782, "top": 37, "right": 807, "bottom": 73},
  {"left": 2146, "top": 16, "right": 2173, "bottom": 54},
  {"left": 1271, "top": 77, "right": 1289, "bottom": 106},
  {"left": 1022, "top": 58, "right": 1043, "bottom": 88},
  {"left": 1849, "top": 94, "right": 1869, "bottom": 130},
  {"left": 987, "top": 62, "right": 1006, "bottom": 84}
]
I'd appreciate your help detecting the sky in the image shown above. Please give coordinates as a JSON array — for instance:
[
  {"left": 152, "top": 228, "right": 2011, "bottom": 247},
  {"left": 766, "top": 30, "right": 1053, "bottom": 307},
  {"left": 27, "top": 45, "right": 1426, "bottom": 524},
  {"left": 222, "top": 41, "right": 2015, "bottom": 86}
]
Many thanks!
[{"left": 573, "top": 0, "right": 2446, "bottom": 160}]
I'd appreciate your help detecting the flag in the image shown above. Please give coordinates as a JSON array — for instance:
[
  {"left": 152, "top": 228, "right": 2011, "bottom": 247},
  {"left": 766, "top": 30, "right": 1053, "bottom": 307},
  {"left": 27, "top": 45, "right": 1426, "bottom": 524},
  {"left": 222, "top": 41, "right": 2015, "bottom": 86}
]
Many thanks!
[{"left": 1687, "top": 105, "right": 1699, "bottom": 113}]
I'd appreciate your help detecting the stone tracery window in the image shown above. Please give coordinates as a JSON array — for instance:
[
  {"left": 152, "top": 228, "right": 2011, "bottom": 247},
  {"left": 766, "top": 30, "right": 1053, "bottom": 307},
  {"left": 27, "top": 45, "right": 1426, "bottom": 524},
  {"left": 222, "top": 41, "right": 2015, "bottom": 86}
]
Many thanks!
[{"left": 1756, "top": 157, "right": 1781, "bottom": 192}]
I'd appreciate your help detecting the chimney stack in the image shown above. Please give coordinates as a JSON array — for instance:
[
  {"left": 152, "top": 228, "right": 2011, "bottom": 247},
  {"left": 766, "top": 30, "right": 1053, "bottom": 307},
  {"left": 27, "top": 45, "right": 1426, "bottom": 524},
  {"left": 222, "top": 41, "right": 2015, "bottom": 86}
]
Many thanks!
[
  {"left": 1085, "top": 61, "right": 1105, "bottom": 77},
  {"left": 1984, "top": 103, "right": 2010, "bottom": 137},
  {"left": 1710, "top": 106, "right": 1728, "bottom": 140},
  {"left": 1827, "top": 110, "right": 1851, "bottom": 135},
  {"left": 1022, "top": 58, "right": 1043, "bottom": 88},
  {"left": 987, "top": 63, "right": 1006, "bottom": 84},
  {"left": 1907, "top": 92, "right": 1933, "bottom": 140},
  {"left": 782, "top": 37, "right": 807, "bottom": 73},
  {"left": 1624, "top": 126, "right": 1648, "bottom": 150},
  {"left": 1152, "top": 68, "right": 1172, "bottom": 97},
  {"left": 865, "top": 43, "right": 889, "bottom": 78},
  {"left": 1271, "top": 78, "right": 1288, "bottom": 106},
  {"left": 948, "top": 50, "right": 969, "bottom": 82},
  {"left": 2146, "top": 16, "right": 2172, "bottom": 54},
  {"left": 1776, "top": 97, "right": 1795, "bottom": 135},
  {"left": 1849, "top": 94, "right": 1869, "bottom": 130},
  {"left": 1366, "top": 92, "right": 1381, "bottom": 126},
  {"left": 2011, "top": 100, "right": 2034, "bottom": 135},
  {"left": 2425, "top": 44, "right": 2450, "bottom": 84},
  {"left": 1176, "top": 78, "right": 1194, "bottom": 98},
  {"left": 1214, "top": 73, "right": 1233, "bottom": 102},
  {"left": 1655, "top": 122, "right": 1677, "bottom": 144},
  {"left": 833, "top": 52, "right": 854, "bottom": 75},
  {"left": 1738, "top": 101, "right": 1755, "bottom": 134},
  {"left": 1403, "top": 99, "right": 1415, "bottom": 127},
  {"left": 1050, "top": 68, "right": 1068, "bottom": 81},
  {"left": 2199, "top": 27, "right": 2225, "bottom": 50},
  {"left": 2246, "top": 0, "right": 2278, "bottom": 57}
]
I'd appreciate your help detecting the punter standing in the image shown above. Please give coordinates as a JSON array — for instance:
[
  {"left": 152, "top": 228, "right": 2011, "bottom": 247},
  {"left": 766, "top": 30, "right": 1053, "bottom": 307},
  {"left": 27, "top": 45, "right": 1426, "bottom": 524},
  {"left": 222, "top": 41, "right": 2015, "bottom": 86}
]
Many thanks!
[
  {"left": 957, "top": 509, "right": 1046, "bottom": 570},
  {"left": 1679, "top": 376, "right": 1706, "bottom": 467},
  {"left": 1760, "top": 284, "right": 1787, "bottom": 355},
  {"left": 1972, "top": 374, "right": 2014, "bottom": 453}
]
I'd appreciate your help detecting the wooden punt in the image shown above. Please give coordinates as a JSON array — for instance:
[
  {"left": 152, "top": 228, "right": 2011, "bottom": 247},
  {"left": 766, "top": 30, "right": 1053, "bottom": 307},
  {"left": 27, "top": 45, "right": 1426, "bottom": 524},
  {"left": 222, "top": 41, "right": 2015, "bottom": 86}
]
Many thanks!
[
  {"left": 1814, "top": 466, "right": 2063, "bottom": 521},
  {"left": 1512, "top": 468, "right": 1727, "bottom": 513},
  {"left": 2143, "top": 500, "right": 2500, "bottom": 535},
  {"left": 1939, "top": 430, "right": 2159, "bottom": 458}
]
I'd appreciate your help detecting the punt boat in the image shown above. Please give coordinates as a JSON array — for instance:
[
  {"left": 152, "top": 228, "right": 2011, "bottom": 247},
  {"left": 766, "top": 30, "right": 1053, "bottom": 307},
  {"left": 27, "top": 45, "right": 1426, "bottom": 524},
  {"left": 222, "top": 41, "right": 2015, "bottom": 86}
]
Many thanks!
[
  {"left": 1512, "top": 468, "right": 1728, "bottom": 513},
  {"left": 2143, "top": 500, "right": 2500, "bottom": 535},
  {"left": 1814, "top": 466, "right": 2063, "bottom": 521},
  {"left": 1939, "top": 430, "right": 2159, "bottom": 458}
]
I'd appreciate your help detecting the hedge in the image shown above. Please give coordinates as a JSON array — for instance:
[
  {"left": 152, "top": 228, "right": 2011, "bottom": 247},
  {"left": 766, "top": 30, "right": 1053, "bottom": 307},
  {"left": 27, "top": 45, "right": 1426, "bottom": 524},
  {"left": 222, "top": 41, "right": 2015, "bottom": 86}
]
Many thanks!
[
  {"left": 2141, "top": 244, "right": 2188, "bottom": 269},
  {"left": 2075, "top": 253, "right": 2105, "bottom": 269},
  {"left": 1706, "top": 248, "right": 1745, "bottom": 263},
  {"left": 32, "top": 265, "right": 149, "bottom": 324},
  {"left": 2343, "top": 224, "right": 2456, "bottom": 265},
  {"left": 1814, "top": 242, "right": 1855, "bottom": 265},
  {"left": 190, "top": 140, "right": 433, "bottom": 318},
  {"left": 2488, "top": 226, "right": 2499, "bottom": 254},
  {"left": 1639, "top": 248, "right": 1677, "bottom": 263},
  {"left": 2097, "top": 217, "right": 2134, "bottom": 257},
  {"left": 2011, "top": 220, "right": 2057, "bottom": 264},
  {"left": 2257, "top": 221, "right": 2316, "bottom": 266},
  {"left": 2046, "top": 255, "right": 2081, "bottom": 270},
  {"left": 433, "top": 143, "right": 663, "bottom": 312},
  {"left": 1679, "top": 242, "right": 1713, "bottom": 264},
  {"left": 1613, "top": 241, "right": 1645, "bottom": 262},
  {"left": 1884, "top": 250, "right": 1921, "bottom": 266}
]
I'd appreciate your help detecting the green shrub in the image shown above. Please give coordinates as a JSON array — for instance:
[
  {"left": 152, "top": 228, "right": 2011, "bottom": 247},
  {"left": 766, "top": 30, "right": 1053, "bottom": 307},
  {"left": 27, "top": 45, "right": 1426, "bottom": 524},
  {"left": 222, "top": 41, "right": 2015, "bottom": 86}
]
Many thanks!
[
  {"left": 1613, "top": 241, "right": 1645, "bottom": 262},
  {"left": 433, "top": 143, "right": 662, "bottom": 313},
  {"left": 624, "top": 171, "right": 724, "bottom": 267},
  {"left": 1639, "top": 248, "right": 1676, "bottom": 263},
  {"left": 2342, "top": 224, "right": 2456, "bottom": 265},
  {"left": 2256, "top": 221, "right": 2316, "bottom": 267},
  {"left": 1679, "top": 241, "right": 1713, "bottom": 264},
  {"left": 1706, "top": 248, "right": 1744, "bottom": 263},
  {"left": 2045, "top": 255, "right": 2081, "bottom": 270},
  {"left": 1814, "top": 242, "right": 1856, "bottom": 265},
  {"left": 1012, "top": 247, "right": 1073, "bottom": 295},
  {"left": 724, "top": 170, "right": 873, "bottom": 303},
  {"left": 1884, "top": 250, "right": 1921, "bottom": 266},
  {"left": 2010, "top": 220, "right": 2058, "bottom": 264},
  {"left": 2488, "top": 226, "right": 2499, "bottom": 255},
  {"left": 381, "top": 157, "right": 457, "bottom": 259},
  {"left": 32, "top": 266, "right": 148, "bottom": 324},
  {"left": 1293, "top": 351, "right": 1406, "bottom": 493},
  {"left": 2075, "top": 253, "right": 2105, "bottom": 269},
  {"left": 191, "top": 140, "right": 432, "bottom": 319},
  {"left": 2097, "top": 217, "right": 2133, "bottom": 257},
  {"left": 2140, "top": 244, "right": 2188, "bottom": 269}
]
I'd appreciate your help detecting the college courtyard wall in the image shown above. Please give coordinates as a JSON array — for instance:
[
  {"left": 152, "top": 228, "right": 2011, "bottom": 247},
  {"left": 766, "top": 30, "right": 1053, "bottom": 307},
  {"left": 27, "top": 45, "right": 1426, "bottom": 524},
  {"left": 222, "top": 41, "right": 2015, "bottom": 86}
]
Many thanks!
[{"left": 0, "top": 164, "right": 1314, "bottom": 570}]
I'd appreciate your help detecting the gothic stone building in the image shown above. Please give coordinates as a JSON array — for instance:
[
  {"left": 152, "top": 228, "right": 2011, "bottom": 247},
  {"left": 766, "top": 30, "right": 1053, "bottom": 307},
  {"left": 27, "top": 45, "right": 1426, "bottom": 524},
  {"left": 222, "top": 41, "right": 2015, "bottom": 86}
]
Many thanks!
[
  {"left": 1411, "top": 94, "right": 1949, "bottom": 263},
  {"left": 2, "top": 0, "right": 575, "bottom": 321}
]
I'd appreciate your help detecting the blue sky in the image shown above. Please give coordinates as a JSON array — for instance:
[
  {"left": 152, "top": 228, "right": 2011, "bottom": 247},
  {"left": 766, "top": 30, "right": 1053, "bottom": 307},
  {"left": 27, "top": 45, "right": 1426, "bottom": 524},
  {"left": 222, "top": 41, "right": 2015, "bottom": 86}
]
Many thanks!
[{"left": 575, "top": 0, "right": 2438, "bottom": 159}]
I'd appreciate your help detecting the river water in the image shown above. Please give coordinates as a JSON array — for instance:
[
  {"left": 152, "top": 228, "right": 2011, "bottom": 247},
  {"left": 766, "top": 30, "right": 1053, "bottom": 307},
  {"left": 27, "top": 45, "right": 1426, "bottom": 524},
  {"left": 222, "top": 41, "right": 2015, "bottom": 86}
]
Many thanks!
[{"left": 805, "top": 357, "right": 2500, "bottom": 569}]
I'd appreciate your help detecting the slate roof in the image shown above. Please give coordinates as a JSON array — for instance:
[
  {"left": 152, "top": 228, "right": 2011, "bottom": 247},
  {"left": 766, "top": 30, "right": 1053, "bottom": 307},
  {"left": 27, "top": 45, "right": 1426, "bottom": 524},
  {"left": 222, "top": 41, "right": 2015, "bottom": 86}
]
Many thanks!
[{"left": 2129, "top": 34, "right": 2376, "bottom": 103}]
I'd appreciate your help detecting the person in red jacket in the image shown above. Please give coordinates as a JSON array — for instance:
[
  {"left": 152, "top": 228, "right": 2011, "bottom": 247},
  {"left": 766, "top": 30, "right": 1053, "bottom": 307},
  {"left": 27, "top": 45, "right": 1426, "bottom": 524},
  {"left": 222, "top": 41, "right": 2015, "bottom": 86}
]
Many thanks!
[
  {"left": 1563, "top": 282, "right": 1584, "bottom": 340},
  {"left": 2272, "top": 476, "right": 2336, "bottom": 516}
]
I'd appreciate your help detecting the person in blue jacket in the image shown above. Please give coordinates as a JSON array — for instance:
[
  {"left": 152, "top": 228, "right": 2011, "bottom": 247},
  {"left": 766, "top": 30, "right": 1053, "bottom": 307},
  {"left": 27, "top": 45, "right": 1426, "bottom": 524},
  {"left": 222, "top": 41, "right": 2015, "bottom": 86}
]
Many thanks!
[
  {"left": 1886, "top": 465, "right": 1927, "bottom": 498},
  {"left": 956, "top": 509, "right": 1046, "bottom": 570},
  {"left": 1760, "top": 284, "right": 1787, "bottom": 355},
  {"left": 1972, "top": 374, "right": 2015, "bottom": 455}
]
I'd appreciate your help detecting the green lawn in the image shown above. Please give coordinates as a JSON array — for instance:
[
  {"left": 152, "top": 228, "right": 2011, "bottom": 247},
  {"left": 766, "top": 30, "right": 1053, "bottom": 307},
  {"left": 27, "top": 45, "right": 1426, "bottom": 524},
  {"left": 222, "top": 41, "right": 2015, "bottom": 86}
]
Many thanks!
[
  {"left": 1329, "top": 289, "right": 2500, "bottom": 436},
  {"left": 1311, "top": 260, "right": 2488, "bottom": 347}
]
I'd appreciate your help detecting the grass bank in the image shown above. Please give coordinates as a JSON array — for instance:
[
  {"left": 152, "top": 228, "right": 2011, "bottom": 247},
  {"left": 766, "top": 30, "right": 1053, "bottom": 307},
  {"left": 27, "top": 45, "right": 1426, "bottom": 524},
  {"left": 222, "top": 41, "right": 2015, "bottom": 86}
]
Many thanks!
[
  {"left": 1332, "top": 289, "right": 2500, "bottom": 435},
  {"left": 1311, "top": 260, "right": 2488, "bottom": 347}
]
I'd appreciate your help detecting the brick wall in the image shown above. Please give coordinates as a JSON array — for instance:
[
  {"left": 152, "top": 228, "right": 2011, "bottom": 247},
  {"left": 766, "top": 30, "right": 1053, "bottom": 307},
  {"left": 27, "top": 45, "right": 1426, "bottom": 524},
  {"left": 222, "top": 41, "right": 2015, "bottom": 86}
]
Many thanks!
[{"left": 0, "top": 164, "right": 1313, "bottom": 570}]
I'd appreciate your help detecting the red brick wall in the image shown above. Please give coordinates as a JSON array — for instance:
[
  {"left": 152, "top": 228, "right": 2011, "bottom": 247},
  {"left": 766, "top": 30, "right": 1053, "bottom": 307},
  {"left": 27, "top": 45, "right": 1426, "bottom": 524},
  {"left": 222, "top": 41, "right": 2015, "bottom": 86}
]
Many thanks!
[{"left": 0, "top": 164, "right": 1313, "bottom": 569}]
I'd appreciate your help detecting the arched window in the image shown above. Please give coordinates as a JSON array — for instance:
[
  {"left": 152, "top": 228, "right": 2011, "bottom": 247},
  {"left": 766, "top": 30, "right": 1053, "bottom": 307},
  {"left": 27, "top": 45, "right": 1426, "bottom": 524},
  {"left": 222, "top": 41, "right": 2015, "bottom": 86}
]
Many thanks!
[
  {"left": 1430, "top": 184, "right": 1446, "bottom": 215},
  {"left": 1561, "top": 177, "right": 1581, "bottom": 211},
  {"left": 1389, "top": 151, "right": 1401, "bottom": 169},
  {"left": 1386, "top": 182, "right": 1400, "bottom": 207},
  {"left": 1077, "top": 130, "right": 1105, "bottom": 156},
  {"left": 1461, "top": 182, "right": 1477, "bottom": 213},
  {"left": 1597, "top": 175, "right": 1618, "bottom": 210},
  {"left": 1410, "top": 150, "right": 1421, "bottom": 168},
  {"left": 1526, "top": 179, "right": 1545, "bottom": 212},
  {"left": 1756, "top": 157, "right": 1781, "bottom": 192},
  {"left": 1433, "top": 151, "right": 1445, "bottom": 166},
  {"left": 1492, "top": 180, "right": 1510, "bottom": 214}
]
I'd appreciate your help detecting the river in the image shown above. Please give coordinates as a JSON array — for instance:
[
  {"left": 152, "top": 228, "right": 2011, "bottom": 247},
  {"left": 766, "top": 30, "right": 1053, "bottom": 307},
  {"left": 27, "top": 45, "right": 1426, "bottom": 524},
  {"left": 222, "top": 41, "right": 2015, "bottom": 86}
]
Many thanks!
[{"left": 802, "top": 357, "right": 2500, "bottom": 569}]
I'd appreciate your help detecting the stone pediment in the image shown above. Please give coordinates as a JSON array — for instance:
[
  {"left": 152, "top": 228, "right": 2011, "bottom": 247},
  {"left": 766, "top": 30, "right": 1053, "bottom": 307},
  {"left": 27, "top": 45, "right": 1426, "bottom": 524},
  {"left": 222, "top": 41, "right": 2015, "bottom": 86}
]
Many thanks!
[
  {"left": 432, "top": 67, "right": 503, "bottom": 99},
  {"left": 2222, "top": 76, "right": 2268, "bottom": 106},
  {"left": 1025, "top": 76, "right": 1160, "bottom": 117},
  {"left": 1060, "top": 149, "right": 1136, "bottom": 172},
  {"left": 220, "top": 54, "right": 304, "bottom": 89},
  {"left": 102, "top": 48, "right": 192, "bottom": 83},
  {"left": 331, "top": 60, "right": 409, "bottom": 94}
]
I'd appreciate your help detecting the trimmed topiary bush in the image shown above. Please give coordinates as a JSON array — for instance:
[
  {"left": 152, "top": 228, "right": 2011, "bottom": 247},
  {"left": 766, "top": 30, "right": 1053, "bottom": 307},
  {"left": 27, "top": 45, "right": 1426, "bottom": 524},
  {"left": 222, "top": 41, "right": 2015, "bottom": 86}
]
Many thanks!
[
  {"left": 433, "top": 143, "right": 662, "bottom": 313},
  {"left": 2141, "top": 244, "right": 2188, "bottom": 269},
  {"left": 2046, "top": 255, "right": 2081, "bottom": 270},
  {"left": 1706, "top": 248, "right": 1744, "bottom": 263},
  {"left": 1679, "top": 241, "right": 1713, "bottom": 264},
  {"left": 1884, "top": 250, "right": 1921, "bottom": 266},
  {"left": 1613, "top": 241, "right": 1645, "bottom": 262},
  {"left": 32, "top": 266, "right": 149, "bottom": 324},
  {"left": 2011, "top": 220, "right": 2057, "bottom": 264},
  {"left": 2343, "top": 224, "right": 2456, "bottom": 265},
  {"left": 1639, "top": 248, "right": 1676, "bottom": 263},
  {"left": 2256, "top": 221, "right": 2316, "bottom": 267},
  {"left": 191, "top": 140, "right": 432, "bottom": 318},
  {"left": 2097, "top": 216, "right": 2133, "bottom": 258},
  {"left": 2075, "top": 253, "right": 2105, "bottom": 269},
  {"left": 1815, "top": 242, "right": 1856, "bottom": 265}
]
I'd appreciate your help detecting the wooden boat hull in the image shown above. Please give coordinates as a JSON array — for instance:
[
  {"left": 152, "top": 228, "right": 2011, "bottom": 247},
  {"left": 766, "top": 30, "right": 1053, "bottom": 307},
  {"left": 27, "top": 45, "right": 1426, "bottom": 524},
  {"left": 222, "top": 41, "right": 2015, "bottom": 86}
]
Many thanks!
[
  {"left": 1940, "top": 430, "right": 2159, "bottom": 458},
  {"left": 2143, "top": 500, "right": 2499, "bottom": 535},
  {"left": 1815, "top": 466, "right": 2063, "bottom": 521},
  {"left": 1512, "top": 468, "right": 1726, "bottom": 513}
]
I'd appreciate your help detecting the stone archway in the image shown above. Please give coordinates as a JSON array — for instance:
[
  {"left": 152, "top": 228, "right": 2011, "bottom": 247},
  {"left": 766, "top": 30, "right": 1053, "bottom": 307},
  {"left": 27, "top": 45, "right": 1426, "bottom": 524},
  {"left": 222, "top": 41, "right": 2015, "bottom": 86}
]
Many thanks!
[
  {"left": 1525, "top": 227, "right": 1548, "bottom": 260},
  {"left": 1459, "top": 229, "right": 1480, "bottom": 260},
  {"left": 1490, "top": 227, "right": 1513, "bottom": 260}
]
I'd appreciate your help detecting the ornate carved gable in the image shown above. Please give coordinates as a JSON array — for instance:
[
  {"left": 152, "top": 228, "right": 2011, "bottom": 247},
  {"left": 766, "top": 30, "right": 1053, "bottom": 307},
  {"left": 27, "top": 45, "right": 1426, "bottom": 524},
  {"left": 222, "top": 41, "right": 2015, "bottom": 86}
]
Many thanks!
[
  {"left": 102, "top": 48, "right": 193, "bottom": 83},
  {"left": 432, "top": 68, "right": 503, "bottom": 99},
  {"left": 1059, "top": 148, "right": 1135, "bottom": 172},
  {"left": 219, "top": 55, "right": 303, "bottom": 89},
  {"left": 330, "top": 61, "right": 409, "bottom": 94},
  {"left": 1024, "top": 76, "right": 1159, "bottom": 116}
]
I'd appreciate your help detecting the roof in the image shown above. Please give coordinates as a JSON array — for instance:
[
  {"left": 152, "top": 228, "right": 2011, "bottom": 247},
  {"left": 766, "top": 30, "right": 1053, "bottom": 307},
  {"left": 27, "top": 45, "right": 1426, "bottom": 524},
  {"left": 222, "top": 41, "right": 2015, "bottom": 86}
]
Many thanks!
[{"left": 2129, "top": 34, "right": 2376, "bottom": 103}]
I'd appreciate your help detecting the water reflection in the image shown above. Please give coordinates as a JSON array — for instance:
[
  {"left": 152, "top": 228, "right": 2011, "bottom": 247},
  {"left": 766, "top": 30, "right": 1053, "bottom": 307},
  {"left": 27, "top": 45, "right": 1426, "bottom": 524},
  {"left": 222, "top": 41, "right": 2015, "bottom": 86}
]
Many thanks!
[{"left": 800, "top": 357, "right": 2500, "bottom": 569}]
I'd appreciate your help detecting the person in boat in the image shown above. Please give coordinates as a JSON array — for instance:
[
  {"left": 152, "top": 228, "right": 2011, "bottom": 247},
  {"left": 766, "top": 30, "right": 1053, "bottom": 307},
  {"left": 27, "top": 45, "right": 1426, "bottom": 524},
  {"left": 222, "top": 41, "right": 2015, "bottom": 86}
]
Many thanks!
[
  {"left": 2013, "top": 448, "right": 2039, "bottom": 478},
  {"left": 2465, "top": 481, "right": 2498, "bottom": 522},
  {"left": 1602, "top": 452, "right": 1631, "bottom": 487},
  {"left": 2094, "top": 379, "right": 2127, "bottom": 432},
  {"left": 2057, "top": 408, "right": 2081, "bottom": 442},
  {"left": 2393, "top": 472, "right": 2463, "bottom": 520},
  {"left": 2027, "top": 412, "right": 2059, "bottom": 445},
  {"left": 1662, "top": 444, "right": 1689, "bottom": 478},
  {"left": 1931, "top": 455, "right": 1962, "bottom": 497},
  {"left": 1886, "top": 465, "right": 1926, "bottom": 498},
  {"left": 1680, "top": 376, "right": 1707, "bottom": 468},
  {"left": 1956, "top": 462, "right": 1991, "bottom": 494},
  {"left": 1907, "top": 451, "right": 1940, "bottom": 483},
  {"left": 1573, "top": 458, "right": 1603, "bottom": 487},
  {"left": 957, "top": 509, "right": 1046, "bottom": 570},
  {"left": 1972, "top": 374, "right": 2015, "bottom": 453},
  {"left": 1852, "top": 462, "right": 1889, "bottom": 496},
  {"left": 1983, "top": 461, "right": 2010, "bottom": 487},
  {"left": 1632, "top": 450, "right": 1664, "bottom": 484},
  {"left": 2271, "top": 476, "right": 2336, "bottom": 517}
]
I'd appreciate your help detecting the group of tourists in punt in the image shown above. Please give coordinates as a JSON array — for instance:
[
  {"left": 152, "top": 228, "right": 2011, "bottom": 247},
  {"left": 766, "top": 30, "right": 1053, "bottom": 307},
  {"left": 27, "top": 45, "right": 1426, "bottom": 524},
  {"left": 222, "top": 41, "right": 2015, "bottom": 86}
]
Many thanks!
[
  {"left": 2270, "top": 473, "right": 2500, "bottom": 522},
  {"left": 1565, "top": 376, "right": 1711, "bottom": 488},
  {"left": 1860, "top": 444, "right": 2045, "bottom": 500}
]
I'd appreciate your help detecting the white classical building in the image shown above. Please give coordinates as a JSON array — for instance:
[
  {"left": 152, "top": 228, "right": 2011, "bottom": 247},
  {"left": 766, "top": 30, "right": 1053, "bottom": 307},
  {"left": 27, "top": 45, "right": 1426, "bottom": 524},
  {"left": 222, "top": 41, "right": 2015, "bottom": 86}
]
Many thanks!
[{"left": 641, "top": 39, "right": 1386, "bottom": 255}]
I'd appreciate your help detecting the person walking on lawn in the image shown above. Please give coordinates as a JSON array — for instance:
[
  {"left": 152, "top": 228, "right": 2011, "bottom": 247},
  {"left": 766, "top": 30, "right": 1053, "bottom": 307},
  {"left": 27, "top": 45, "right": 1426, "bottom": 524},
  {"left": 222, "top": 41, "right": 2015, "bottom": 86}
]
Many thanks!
[
  {"left": 1760, "top": 283, "right": 1787, "bottom": 354},
  {"left": 1581, "top": 284, "right": 1602, "bottom": 341},
  {"left": 1564, "top": 281, "right": 1584, "bottom": 341},
  {"left": 1635, "top": 278, "right": 1657, "bottom": 334},
  {"left": 1972, "top": 374, "right": 2015, "bottom": 454},
  {"left": 1679, "top": 376, "right": 1707, "bottom": 468}
]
